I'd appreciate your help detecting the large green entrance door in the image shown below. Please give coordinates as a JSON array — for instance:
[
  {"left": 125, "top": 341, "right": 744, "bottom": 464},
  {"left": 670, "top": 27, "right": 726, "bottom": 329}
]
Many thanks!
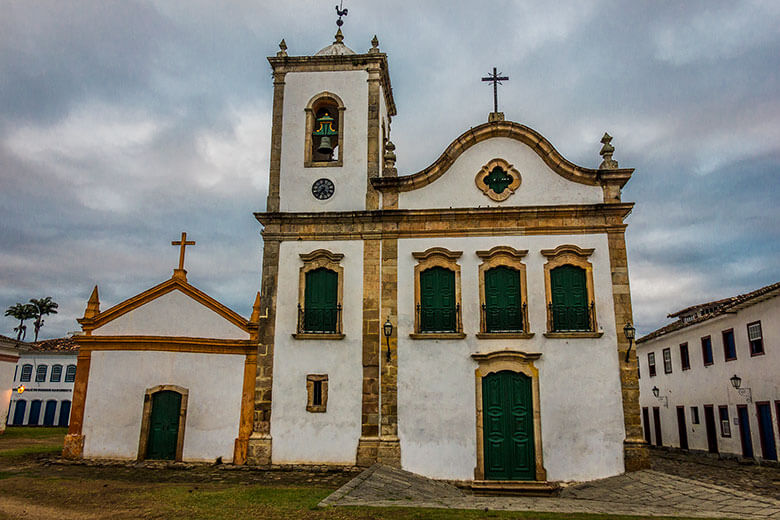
[
  {"left": 146, "top": 390, "right": 182, "bottom": 460},
  {"left": 482, "top": 371, "right": 535, "bottom": 480}
]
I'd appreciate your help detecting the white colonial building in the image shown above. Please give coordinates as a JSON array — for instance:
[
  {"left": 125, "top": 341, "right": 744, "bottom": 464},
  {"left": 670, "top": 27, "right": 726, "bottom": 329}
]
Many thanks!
[
  {"left": 637, "top": 281, "right": 779, "bottom": 462},
  {"left": 6, "top": 338, "right": 78, "bottom": 428},
  {"left": 0, "top": 335, "right": 22, "bottom": 433},
  {"left": 64, "top": 27, "right": 648, "bottom": 487}
]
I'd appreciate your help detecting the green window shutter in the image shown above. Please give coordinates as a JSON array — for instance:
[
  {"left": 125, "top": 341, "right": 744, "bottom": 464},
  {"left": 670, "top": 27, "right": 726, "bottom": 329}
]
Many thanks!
[
  {"left": 484, "top": 266, "right": 523, "bottom": 332},
  {"left": 304, "top": 268, "right": 339, "bottom": 332},
  {"left": 419, "top": 266, "right": 456, "bottom": 332},
  {"left": 550, "top": 265, "right": 589, "bottom": 331}
]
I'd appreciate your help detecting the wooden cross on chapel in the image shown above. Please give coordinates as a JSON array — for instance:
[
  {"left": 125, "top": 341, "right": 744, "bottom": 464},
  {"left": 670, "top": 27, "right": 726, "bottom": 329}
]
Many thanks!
[
  {"left": 482, "top": 67, "right": 509, "bottom": 117},
  {"left": 171, "top": 232, "right": 195, "bottom": 280}
]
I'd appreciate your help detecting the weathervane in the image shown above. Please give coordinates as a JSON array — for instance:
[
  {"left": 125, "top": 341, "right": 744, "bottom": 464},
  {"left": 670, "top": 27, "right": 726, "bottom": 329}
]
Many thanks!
[
  {"left": 482, "top": 67, "right": 509, "bottom": 114},
  {"left": 335, "top": 1, "right": 348, "bottom": 27}
]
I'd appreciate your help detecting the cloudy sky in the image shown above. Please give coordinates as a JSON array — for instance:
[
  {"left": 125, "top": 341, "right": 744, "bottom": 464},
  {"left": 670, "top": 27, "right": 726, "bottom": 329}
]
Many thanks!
[{"left": 1, "top": 0, "right": 778, "bottom": 339}]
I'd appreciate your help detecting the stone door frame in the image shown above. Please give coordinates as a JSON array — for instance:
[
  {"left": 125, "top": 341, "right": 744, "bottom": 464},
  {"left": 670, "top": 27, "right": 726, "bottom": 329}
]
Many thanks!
[{"left": 137, "top": 384, "right": 189, "bottom": 462}]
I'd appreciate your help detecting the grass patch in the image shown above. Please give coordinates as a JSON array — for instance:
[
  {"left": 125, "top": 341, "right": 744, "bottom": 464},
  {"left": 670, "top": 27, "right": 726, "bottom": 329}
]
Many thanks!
[
  {"left": 0, "top": 445, "right": 62, "bottom": 458},
  {"left": 1, "top": 427, "right": 67, "bottom": 440}
]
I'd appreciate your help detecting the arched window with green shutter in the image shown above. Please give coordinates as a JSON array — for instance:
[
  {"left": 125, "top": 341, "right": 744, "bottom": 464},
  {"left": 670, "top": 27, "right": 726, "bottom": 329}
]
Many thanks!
[
  {"left": 419, "top": 266, "right": 456, "bottom": 332},
  {"left": 484, "top": 266, "right": 524, "bottom": 332},
  {"left": 550, "top": 264, "right": 590, "bottom": 331},
  {"left": 303, "top": 267, "right": 339, "bottom": 333}
]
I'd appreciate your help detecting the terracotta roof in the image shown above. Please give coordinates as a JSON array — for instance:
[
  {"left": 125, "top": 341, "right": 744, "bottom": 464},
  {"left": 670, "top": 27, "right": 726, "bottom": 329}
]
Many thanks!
[
  {"left": 638, "top": 281, "right": 780, "bottom": 344},
  {"left": 28, "top": 337, "right": 80, "bottom": 352}
]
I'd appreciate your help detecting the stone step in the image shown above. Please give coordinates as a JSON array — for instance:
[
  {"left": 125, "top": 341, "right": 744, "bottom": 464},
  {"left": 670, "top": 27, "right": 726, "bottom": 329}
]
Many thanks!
[{"left": 470, "top": 479, "right": 560, "bottom": 496}]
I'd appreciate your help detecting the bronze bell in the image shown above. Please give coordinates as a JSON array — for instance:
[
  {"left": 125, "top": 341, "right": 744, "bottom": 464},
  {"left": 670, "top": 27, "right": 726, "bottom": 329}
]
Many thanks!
[{"left": 317, "top": 135, "right": 334, "bottom": 155}]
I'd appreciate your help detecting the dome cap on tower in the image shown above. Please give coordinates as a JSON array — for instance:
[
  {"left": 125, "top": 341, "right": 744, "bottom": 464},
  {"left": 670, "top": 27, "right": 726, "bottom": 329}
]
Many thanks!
[{"left": 315, "top": 28, "right": 356, "bottom": 55}]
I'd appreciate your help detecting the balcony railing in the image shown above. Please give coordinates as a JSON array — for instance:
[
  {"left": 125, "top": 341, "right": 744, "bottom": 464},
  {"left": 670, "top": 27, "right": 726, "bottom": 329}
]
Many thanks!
[
  {"left": 548, "top": 302, "right": 595, "bottom": 332},
  {"left": 297, "top": 304, "right": 342, "bottom": 334},
  {"left": 416, "top": 303, "right": 460, "bottom": 333},
  {"left": 481, "top": 302, "right": 527, "bottom": 333}
]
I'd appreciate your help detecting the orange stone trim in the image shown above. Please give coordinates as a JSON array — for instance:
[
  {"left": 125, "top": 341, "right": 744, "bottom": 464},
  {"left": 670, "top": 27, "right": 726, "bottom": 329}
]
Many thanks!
[
  {"left": 62, "top": 349, "right": 91, "bottom": 459},
  {"left": 75, "top": 335, "right": 256, "bottom": 355},
  {"left": 475, "top": 158, "right": 522, "bottom": 202},
  {"left": 234, "top": 351, "right": 257, "bottom": 465}
]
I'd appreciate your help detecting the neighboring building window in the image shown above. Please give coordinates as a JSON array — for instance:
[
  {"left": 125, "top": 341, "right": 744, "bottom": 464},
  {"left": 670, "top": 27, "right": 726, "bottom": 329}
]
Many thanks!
[
  {"left": 648, "top": 352, "right": 657, "bottom": 377},
  {"left": 306, "top": 374, "right": 328, "bottom": 413},
  {"left": 35, "top": 364, "right": 48, "bottom": 382},
  {"left": 723, "top": 329, "right": 736, "bottom": 361},
  {"left": 680, "top": 343, "right": 690, "bottom": 371},
  {"left": 50, "top": 364, "right": 63, "bottom": 382},
  {"left": 304, "top": 92, "right": 345, "bottom": 167},
  {"left": 691, "top": 406, "right": 700, "bottom": 424},
  {"left": 14, "top": 365, "right": 18, "bottom": 381},
  {"left": 476, "top": 246, "right": 529, "bottom": 335},
  {"left": 412, "top": 248, "right": 463, "bottom": 336},
  {"left": 663, "top": 348, "right": 672, "bottom": 374},
  {"left": 747, "top": 321, "right": 764, "bottom": 356},
  {"left": 719, "top": 406, "right": 731, "bottom": 437},
  {"left": 64, "top": 364, "right": 77, "bottom": 383},
  {"left": 296, "top": 250, "right": 344, "bottom": 338},
  {"left": 542, "top": 245, "right": 597, "bottom": 334},
  {"left": 701, "top": 336, "right": 713, "bottom": 366},
  {"left": 20, "top": 364, "right": 33, "bottom": 382}
]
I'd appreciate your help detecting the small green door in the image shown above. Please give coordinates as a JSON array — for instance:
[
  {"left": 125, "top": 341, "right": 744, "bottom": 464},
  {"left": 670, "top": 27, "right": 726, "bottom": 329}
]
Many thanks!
[
  {"left": 550, "top": 264, "right": 589, "bottom": 331},
  {"left": 485, "top": 266, "right": 522, "bottom": 332},
  {"left": 304, "top": 268, "right": 339, "bottom": 332},
  {"left": 420, "top": 266, "right": 455, "bottom": 332},
  {"left": 147, "top": 391, "right": 182, "bottom": 460},
  {"left": 483, "top": 371, "right": 535, "bottom": 480}
]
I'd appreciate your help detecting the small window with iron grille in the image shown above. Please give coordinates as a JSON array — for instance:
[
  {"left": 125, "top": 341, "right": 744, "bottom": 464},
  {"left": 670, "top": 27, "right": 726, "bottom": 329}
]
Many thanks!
[{"left": 306, "top": 374, "right": 328, "bottom": 413}]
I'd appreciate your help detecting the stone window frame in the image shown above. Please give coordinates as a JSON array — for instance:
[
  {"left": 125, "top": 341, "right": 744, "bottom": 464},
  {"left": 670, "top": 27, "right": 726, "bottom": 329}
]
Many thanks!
[
  {"left": 701, "top": 336, "right": 714, "bottom": 366},
  {"left": 20, "top": 363, "right": 33, "bottom": 382},
  {"left": 747, "top": 321, "right": 764, "bottom": 356},
  {"left": 64, "top": 364, "right": 77, "bottom": 382},
  {"left": 306, "top": 374, "right": 328, "bottom": 413},
  {"left": 293, "top": 249, "right": 345, "bottom": 340},
  {"left": 541, "top": 244, "right": 602, "bottom": 338},
  {"left": 50, "top": 364, "right": 63, "bottom": 382},
  {"left": 35, "top": 364, "right": 48, "bottom": 383},
  {"left": 662, "top": 347, "right": 672, "bottom": 374},
  {"left": 475, "top": 246, "right": 533, "bottom": 339},
  {"left": 304, "top": 91, "right": 346, "bottom": 168},
  {"left": 471, "top": 350, "right": 547, "bottom": 482},
  {"left": 137, "top": 384, "right": 189, "bottom": 462},
  {"left": 722, "top": 328, "right": 737, "bottom": 362},
  {"left": 410, "top": 247, "right": 465, "bottom": 339},
  {"left": 679, "top": 342, "right": 691, "bottom": 371},
  {"left": 648, "top": 352, "right": 656, "bottom": 377},
  {"left": 475, "top": 158, "right": 522, "bottom": 202}
]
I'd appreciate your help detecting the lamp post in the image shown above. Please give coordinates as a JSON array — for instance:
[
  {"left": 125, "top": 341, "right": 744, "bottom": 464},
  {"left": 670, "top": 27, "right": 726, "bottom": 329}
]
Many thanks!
[
  {"left": 651, "top": 386, "right": 668, "bottom": 407},
  {"left": 383, "top": 317, "right": 393, "bottom": 362},
  {"left": 730, "top": 374, "right": 752, "bottom": 402},
  {"left": 623, "top": 322, "right": 636, "bottom": 362}
]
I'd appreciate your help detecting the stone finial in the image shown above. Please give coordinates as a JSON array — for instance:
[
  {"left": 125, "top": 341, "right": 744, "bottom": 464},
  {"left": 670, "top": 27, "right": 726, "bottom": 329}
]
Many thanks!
[
  {"left": 84, "top": 285, "right": 100, "bottom": 319},
  {"left": 599, "top": 132, "right": 619, "bottom": 169},
  {"left": 334, "top": 28, "right": 345, "bottom": 44},
  {"left": 277, "top": 39, "right": 288, "bottom": 57},
  {"left": 250, "top": 292, "right": 262, "bottom": 323},
  {"left": 488, "top": 112, "right": 505, "bottom": 123},
  {"left": 384, "top": 140, "right": 396, "bottom": 169},
  {"left": 369, "top": 35, "right": 380, "bottom": 54}
]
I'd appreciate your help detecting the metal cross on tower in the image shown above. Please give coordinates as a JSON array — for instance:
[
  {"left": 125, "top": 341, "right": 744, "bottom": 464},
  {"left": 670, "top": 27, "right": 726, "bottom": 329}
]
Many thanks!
[
  {"left": 171, "top": 232, "right": 196, "bottom": 271},
  {"left": 482, "top": 67, "right": 509, "bottom": 114}
]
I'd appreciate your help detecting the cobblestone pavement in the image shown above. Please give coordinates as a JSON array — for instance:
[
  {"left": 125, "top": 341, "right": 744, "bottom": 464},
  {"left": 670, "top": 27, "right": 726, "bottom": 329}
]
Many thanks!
[{"left": 320, "top": 462, "right": 780, "bottom": 519}]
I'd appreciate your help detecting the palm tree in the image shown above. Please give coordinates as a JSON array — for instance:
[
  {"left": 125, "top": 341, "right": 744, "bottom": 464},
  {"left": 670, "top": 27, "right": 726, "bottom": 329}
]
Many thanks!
[
  {"left": 29, "top": 297, "right": 59, "bottom": 342},
  {"left": 5, "top": 303, "right": 37, "bottom": 341}
]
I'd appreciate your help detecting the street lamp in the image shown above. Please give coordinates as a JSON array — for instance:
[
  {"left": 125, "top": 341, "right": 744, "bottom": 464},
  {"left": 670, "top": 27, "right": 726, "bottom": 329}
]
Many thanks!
[
  {"left": 623, "top": 322, "right": 636, "bottom": 362},
  {"left": 383, "top": 317, "right": 393, "bottom": 362},
  {"left": 730, "top": 374, "right": 752, "bottom": 402},
  {"left": 651, "top": 386, "right": 668, "bottom": 407},
  {"left": 730, "top": 374, "right": 742, "bottom": 389},
  {"left": 652, "top": 386, "right": 659, "bottom": 398}
]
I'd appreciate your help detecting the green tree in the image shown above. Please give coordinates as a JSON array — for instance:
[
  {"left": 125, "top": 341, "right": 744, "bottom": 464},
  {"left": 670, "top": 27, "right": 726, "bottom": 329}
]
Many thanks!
[
  {"left": 5, "top": 303, "right": 37, "bottom": 341},
  {"left": 29, "top": 297, "right": 59, "bottom": 342}
]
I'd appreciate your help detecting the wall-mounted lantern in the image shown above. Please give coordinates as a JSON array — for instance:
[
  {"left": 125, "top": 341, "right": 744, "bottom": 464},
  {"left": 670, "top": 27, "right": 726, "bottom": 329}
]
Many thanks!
[
  {"left": 651, "top": 385, "right": 668, "bottom": 407},
  {"left": 383, "top": 317, "right": 393, "bottom": 362},
  {"left": 623, "top": 322, "right": 636, "bottom": 362},
  {"left": 730, "top": 374, "right": 752, "bottom": 402},
  {"left": 16, "top": 385, "right": 25, "bottom": 394}
]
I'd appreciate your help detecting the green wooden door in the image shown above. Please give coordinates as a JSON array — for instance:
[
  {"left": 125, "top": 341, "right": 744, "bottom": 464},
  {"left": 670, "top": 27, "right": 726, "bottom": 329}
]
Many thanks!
[
  {"left": 485, "top": 266, "right": 522, "bottom": 332},
  {"left": 482, "top": 371, "right": 535, "bottom": 480},
  {"left": 304, "top": 268, "right": 338, "bottom": 332},
  {"left": 147, "top": 391, "right": 181, "bottom": 460},
  {"left": 550, "top": 265, "right": 589, "bottom": 331},
  {"left": 420, "top": 266, "right": 455, "bottom": 332}
]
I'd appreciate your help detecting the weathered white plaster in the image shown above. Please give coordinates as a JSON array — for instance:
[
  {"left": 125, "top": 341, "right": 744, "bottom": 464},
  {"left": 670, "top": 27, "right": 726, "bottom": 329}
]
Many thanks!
[
  {"left": 7, "top": 351, "right": 76, "bottom": 426},
  {"left": 279, "top": 70, "right": 370, "bottom": 212},
  {"left": 396, "top": 234, "right": 626, "bottom": 481},
  {"left": 398, "top": 138, "right": 604, "bottom": 209},
  {"left": 638, "top": 294, "right": 780, "bottom": 460},
  {"left": 0, "top": 345, "right": 19, "bottom": 433},
  {"left": 82, "top": 350, "right": 244, "bottom": 462},
  {"left": 92, "top": 290, "right": 247, "bottom": 339},
  {"left": 271, "top": 240, "right": 364, "bottom": 464}
]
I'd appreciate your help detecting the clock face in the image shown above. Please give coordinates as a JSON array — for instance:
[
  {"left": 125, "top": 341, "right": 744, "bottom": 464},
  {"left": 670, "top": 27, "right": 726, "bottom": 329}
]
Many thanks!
[{"left": 312, "top": 178, "right": 335, "bottom": 200}]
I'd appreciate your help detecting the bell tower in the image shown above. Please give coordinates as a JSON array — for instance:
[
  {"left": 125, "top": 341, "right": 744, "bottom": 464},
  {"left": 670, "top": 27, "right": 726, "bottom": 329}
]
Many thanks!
[{"left": 265, "top": 29, "right": 396, "bottom": 213}]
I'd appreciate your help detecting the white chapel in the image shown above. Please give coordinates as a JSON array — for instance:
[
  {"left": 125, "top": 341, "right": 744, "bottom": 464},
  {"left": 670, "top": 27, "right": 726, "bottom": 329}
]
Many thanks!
[{"left": 64, "top": 25, "right": 649, "bottom": 487}]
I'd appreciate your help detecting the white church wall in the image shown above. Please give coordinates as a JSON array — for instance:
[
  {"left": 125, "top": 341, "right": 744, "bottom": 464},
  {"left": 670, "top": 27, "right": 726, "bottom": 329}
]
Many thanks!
[
  {"left": 279, "top": 70, "right": 369, "bottom": 213},
  {"left": 271, "top": 240, "right": 364, "bottom": 464},
  {"left": 0, "top": 350, "right": 18, "bottom": 432},
  {"left": 638, "top": 295, "right": 780, "bottom": 460},
  {"left": 398, "top": 137, "right": 604, "bottom": 210},
  {"left": 92, "top": 290, "right": 247, "bottom": 339},
  {"left": 82, "top": 350, "right": 244, "bottom": 462},
  {"left": 396, "top": 234, "right": 626, "bottom": 481}
]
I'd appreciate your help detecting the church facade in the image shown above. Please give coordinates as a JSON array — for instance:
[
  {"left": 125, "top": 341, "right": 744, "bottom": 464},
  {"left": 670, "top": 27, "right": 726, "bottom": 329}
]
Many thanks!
[{"left": 64, "top": 29, "right": 648, "bottom": 484}]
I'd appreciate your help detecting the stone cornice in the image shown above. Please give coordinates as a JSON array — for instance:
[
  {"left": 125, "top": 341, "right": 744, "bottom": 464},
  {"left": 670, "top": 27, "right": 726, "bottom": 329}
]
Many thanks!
[
  {"left": 268, "top": 53, "right": 396, "bottom": 116},
  {"left": 370, "top": 121, "right": 633, "bottom": 192}
]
